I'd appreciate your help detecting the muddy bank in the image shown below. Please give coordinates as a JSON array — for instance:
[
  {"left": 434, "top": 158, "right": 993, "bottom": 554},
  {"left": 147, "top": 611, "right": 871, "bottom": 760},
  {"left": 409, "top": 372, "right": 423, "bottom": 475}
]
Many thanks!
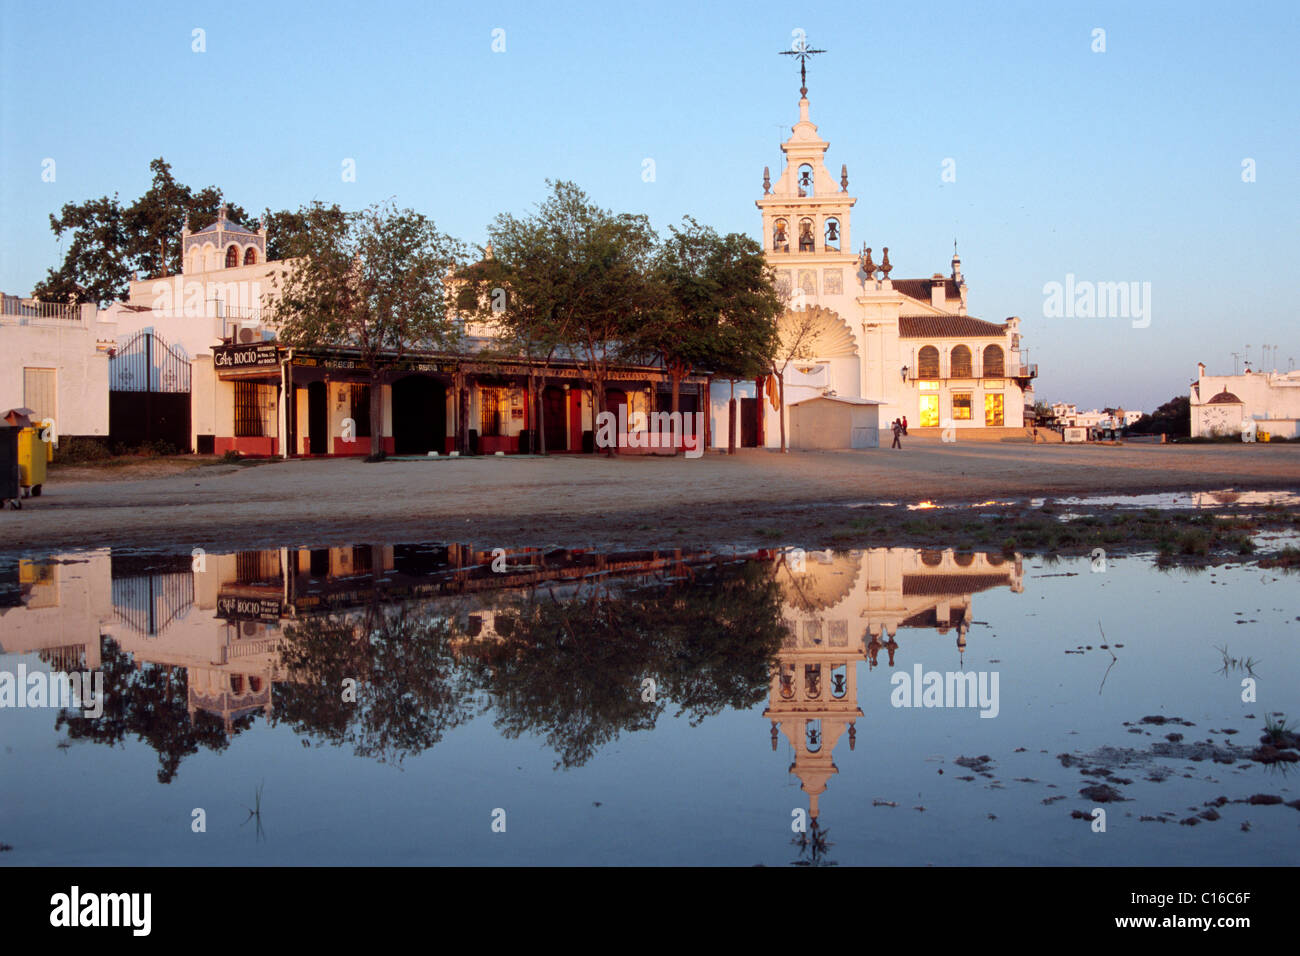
[{"left": 4, "top": 440, "right": 1298, "bottom": 555}]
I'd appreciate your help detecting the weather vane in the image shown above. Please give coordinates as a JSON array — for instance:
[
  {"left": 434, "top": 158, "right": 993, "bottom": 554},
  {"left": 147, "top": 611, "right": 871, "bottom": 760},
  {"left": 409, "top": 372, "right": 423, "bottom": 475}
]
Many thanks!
[{"left": 779, "top": 37, "right": 826, "bottom": 97}]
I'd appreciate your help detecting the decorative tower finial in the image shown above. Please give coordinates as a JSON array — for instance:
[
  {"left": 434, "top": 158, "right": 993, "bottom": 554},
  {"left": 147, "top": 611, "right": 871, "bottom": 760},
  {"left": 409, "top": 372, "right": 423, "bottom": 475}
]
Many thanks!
[
  {"left": 840, "top": 164, "right": 848, "bottom": 192},
  {"left": 880, "top": 247, "right": 893, "bottom": 279},
  {"left": 779, "top": 37, "right": 826, "bottom": 98},
  {"left": 763, "top": 166, "right": 771, "bottom": 195},
  {"left": 860, "top": 245, "right": 876, "bottom": 281},
  {"left": 951, "top": 239, "right": 962, "bottom": 282}
]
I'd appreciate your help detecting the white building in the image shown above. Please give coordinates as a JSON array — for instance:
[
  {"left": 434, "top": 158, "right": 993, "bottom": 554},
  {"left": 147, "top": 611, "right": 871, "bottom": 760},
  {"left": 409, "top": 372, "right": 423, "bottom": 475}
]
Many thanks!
[
  {"left": 1, "top": 296, "right": 110, "bottom": 440},
  {"left": 709, "top": 86, "right": 1037, "bottom": 449},
  {"left": 1191, "top": 362, "right": 1300, "bottom": 439}
]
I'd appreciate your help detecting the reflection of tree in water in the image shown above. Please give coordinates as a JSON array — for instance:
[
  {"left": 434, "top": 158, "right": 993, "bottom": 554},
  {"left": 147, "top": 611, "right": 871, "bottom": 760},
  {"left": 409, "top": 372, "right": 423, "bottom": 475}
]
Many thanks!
[
  {"left": 273, "top": 602, "right": 478, "bottom": 765},
  {"left": 468, "top": 559, "right": 788, "bottom": 768},
  {"left": 55, "top": 637, "right": 245, "bottom": 784},
  {"left": 60, "top": 557, "right": 790, "bottom": 777}
]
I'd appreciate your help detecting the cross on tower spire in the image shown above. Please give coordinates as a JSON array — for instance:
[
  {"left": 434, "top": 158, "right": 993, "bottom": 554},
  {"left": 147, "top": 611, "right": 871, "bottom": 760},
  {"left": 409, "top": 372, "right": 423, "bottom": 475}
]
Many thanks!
[{"left": 779, "top": 38, "right": 826, "bottom": 97}]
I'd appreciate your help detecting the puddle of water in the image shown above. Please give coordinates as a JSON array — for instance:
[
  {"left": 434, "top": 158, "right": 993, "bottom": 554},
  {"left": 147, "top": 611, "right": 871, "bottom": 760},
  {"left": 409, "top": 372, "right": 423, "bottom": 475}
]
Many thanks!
[
  {"left": 844, "top": 489, "right": 1300, "bottom": 513},
  {"left": 1, "top": 543, "right": 1296, "bottom": 866},
  {"left": 1047, "top": 490, "right": 1300, "bottom": 510}
]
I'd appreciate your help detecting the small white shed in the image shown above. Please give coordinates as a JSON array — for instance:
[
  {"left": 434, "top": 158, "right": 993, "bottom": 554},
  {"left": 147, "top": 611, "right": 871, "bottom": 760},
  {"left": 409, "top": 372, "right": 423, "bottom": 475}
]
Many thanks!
[{"left": 788, "top": 396, "right": 882, "bottom": 449}]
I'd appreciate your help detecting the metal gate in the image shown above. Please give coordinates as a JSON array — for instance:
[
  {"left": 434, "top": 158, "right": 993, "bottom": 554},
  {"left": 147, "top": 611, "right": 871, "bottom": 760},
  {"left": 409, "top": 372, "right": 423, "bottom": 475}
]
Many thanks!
[{"left": 109, "top": 330, "right": 193, "bottom": 451}]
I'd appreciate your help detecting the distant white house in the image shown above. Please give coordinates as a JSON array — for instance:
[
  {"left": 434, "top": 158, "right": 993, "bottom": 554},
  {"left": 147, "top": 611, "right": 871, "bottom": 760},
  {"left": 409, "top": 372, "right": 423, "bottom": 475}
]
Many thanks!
[{"left": 1191, "top": 362, "right": 1300, "bottom": 439}]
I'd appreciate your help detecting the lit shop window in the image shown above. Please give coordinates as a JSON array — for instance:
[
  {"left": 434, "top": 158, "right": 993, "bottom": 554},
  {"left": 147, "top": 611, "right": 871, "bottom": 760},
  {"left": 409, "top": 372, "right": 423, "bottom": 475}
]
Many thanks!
[
  {"left": 985, "top": 393, "right": 1004, "bottom": 426},
  {"left": 952, "top": 392, "right": 973, "bottom": 420}
]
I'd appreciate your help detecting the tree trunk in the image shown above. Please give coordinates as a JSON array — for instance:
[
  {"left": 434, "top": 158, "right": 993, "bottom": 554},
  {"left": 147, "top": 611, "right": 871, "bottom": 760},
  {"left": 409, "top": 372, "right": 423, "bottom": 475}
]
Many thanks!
[
  {"left": 778, "top": 369, "right": 787, "bottom": 453},
  {"left": 728, "top": 379, "right": 736, "bottom": 456},
  {"left": 369, "top": 368, "right": 383, "bottom": 458},
  {"left": 535, "top": 376, "right": 546, "bottom": 455}
]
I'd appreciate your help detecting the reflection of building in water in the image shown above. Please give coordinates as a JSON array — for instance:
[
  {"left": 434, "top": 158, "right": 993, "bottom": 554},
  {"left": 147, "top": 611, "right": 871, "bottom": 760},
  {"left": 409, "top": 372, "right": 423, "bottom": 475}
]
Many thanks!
[
  {"left": 0, "top": 544, "right": 726, "bottom": 733},
  {"left": 766, "top": 547, "right": 1022, "bottom": 820}
]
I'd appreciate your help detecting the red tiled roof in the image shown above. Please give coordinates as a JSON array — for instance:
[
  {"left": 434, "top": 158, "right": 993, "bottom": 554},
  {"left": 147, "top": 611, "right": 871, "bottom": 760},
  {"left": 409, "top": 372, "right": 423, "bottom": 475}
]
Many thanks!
[
  {"left": 893, "top": 277, "right": 961, "bottom": 303},
  {"left": 1206, "top": 390, "right": 1243, "bottom": 404},
  {"left": 898, "top": 314, "right": 1008, "bottom": 339}
]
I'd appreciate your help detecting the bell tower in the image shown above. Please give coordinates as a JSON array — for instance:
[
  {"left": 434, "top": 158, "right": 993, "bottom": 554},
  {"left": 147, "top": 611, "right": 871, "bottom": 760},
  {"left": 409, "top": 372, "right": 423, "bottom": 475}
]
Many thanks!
[{"left": 757, "top": 67, "right": 858, "bottom": 304}]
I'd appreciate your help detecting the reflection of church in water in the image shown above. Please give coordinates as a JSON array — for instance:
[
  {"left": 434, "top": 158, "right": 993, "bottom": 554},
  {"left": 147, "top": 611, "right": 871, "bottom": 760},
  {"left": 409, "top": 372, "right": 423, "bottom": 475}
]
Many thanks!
[{"left": 767, "top": 548, "right": 1023, "bottom": 821}]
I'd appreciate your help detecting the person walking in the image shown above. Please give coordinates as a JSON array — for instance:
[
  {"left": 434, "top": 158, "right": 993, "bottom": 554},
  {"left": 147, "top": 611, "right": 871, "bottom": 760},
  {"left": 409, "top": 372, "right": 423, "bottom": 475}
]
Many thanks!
[{"left": 891, "top": 419, "right": 902, "bottom": 449}]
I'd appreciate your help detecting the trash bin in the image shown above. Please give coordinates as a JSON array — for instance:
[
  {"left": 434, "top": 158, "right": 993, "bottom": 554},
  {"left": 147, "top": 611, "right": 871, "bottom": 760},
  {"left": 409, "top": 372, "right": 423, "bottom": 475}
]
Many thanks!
[
  {"left": 0, "top": 426, "right": 18, "bottom": 507},
  {"left": 17, "top": 426, "right": 47, "bottom": 496}
]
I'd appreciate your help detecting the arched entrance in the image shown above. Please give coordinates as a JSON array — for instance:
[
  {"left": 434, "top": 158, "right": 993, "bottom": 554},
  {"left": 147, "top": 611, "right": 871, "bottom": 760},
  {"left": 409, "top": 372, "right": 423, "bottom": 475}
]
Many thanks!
[{"left": 391, "top": 375, "right": 447, "bottom": 455}]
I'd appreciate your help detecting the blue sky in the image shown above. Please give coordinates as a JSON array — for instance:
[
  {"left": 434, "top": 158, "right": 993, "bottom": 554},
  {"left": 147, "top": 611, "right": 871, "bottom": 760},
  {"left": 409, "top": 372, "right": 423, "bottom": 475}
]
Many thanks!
[{"left": 2, "top": 0, "right": 1297, "bottom": 410}]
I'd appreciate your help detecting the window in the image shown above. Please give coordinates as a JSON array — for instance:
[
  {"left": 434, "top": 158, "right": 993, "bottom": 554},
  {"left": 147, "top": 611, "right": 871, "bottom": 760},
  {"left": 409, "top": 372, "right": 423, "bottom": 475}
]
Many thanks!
[
  {"left": 920, "top": 393, "right": 939, "bottom": 427},
  {"left": 985, "top": 392, "right": 1004, "bottom": 426},
  {"left": 234, "top": 381, "right": 274, "bottom": 437},
  {"left": 23, "top": 368, "right": 56, "bottom": 427},
  {"left": 479, "top": 387, "right": 508, "bottom": 436},
  {"left": 952, "top": 392, "right": 972, "bottom": 420},
  {"left": 225, "top": 245, "right": 239, "bottom": 268},
  {"left": 349, "top": 384, "right": 372, "bottom": 437},
  {"left": 244, "top": 247, "right": 257, "bottom": 265},
  {"left": 950, "top": 345, "right": 972, "bottom": 378},
  {"left": 918, "top": 346, "right": 940, "bottom": 378},
  {"left": 983, "top": 344, "right": 1005, "bottom": 377}
]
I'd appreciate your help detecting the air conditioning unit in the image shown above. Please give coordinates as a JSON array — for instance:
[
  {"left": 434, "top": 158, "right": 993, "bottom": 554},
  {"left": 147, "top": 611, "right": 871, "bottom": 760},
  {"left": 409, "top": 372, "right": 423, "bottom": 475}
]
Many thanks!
[{"left": 238, "top": 325, "right": 259, "bottom": 343}]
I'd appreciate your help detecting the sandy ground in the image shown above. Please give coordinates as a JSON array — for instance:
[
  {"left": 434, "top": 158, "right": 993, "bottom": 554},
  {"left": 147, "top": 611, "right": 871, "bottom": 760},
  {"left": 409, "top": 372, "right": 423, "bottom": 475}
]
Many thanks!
[{"left": 4, "top": 438, "right": 1298, "bottom": 555}]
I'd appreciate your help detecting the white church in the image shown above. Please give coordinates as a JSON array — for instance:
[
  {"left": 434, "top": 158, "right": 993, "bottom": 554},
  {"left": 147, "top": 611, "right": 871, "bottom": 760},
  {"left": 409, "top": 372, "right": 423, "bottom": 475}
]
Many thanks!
[{"left": 710, "top": 78, "right": 1037, "bottom": 448}]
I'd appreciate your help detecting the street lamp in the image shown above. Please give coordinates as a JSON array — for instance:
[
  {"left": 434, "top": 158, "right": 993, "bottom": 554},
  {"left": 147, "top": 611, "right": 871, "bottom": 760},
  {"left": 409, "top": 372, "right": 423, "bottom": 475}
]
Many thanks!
[{"left": 900, "top": 365, "right": 910, "bottom": 382}]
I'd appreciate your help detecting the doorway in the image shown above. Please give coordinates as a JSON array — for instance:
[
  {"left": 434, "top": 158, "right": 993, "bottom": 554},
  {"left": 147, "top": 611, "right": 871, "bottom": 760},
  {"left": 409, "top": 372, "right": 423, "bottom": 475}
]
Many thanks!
[
  {"left": 392, "top": 375, "right": 447, "bottom": 455},
  {"left": 740, "top": 397, "right": 759, "bottom": 447},
  {"left": 307, "top": 381, "right": 327, "bottom": 455},
  {"left": 543, "top": 386, "right": 566, "bottom": 453}
]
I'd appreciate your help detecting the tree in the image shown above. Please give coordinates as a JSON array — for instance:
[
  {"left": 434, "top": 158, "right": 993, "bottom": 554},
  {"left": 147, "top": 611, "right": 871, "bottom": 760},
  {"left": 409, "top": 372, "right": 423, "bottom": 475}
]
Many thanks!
[
  {"left": 35, "top": 157, "right": 248, "bottom": 305},
  {"left": 261, "top": 205, "right": 346, "bottom": 262},
  {"left": 768, "top": 303, "right": 830, "bottom": 453},
  {"left": 269, "top": 201, "right": 467, "bottom": 458},
  {"left": 453, "top": 188, "right": 589, "bottom": 455},
  {"left": 502, "top": 182, "right": 656, "bottom": 455},
  {"left": 1129, "top": 395, "right": 1190, "bottom": 437},
  {"left": 644, "top": 219, "right": 782, "bottom": 433}
]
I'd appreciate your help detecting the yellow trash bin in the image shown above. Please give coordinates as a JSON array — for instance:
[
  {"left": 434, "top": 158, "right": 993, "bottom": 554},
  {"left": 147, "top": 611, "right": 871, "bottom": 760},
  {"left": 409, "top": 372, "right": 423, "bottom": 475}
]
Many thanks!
[
  {"left": 17, "top": 426, "right": 47, "bottom": 495},
  {"left": 1258, "top": 431, "right": 1270, "bottom": 443}
]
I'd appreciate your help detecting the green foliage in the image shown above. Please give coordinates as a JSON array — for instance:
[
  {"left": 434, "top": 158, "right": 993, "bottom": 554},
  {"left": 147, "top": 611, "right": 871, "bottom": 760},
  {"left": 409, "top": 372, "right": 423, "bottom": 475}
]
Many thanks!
[
  {"left": 1129, "top": 395, "right": 1190, "bottom": 436},
  {"left": 52, "top": 436, "right": 113, "bottom": 463},
  {"left": 269, "top": 201, "right": 466, "bottom": 456},
  {"left": 35, "top": 158, "right": 248, "bottom": 305},
  {"left": 640, "top": 217, "right": 781, "bottom": 409}
]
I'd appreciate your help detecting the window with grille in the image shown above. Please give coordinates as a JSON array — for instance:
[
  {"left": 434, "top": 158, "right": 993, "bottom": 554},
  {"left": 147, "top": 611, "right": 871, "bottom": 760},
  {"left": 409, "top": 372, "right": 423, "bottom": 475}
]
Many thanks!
[
  {"left": 983, "top": 345, "right": 1005, "bottom": 377},
  {"left": 952, "top": 392, "right": 973, "bottom": 420},
  {"left": 234, "top": 381, "right": 273, "bottom": 437},
  {"left": 918, "top": 346, "right": 940, "bottom": 378},
  {"left": 950, "top": 345, "right": 972, "bottom": 378},
  {"left": 479, "top": 388, "right": 507, "bottom": 436}
]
